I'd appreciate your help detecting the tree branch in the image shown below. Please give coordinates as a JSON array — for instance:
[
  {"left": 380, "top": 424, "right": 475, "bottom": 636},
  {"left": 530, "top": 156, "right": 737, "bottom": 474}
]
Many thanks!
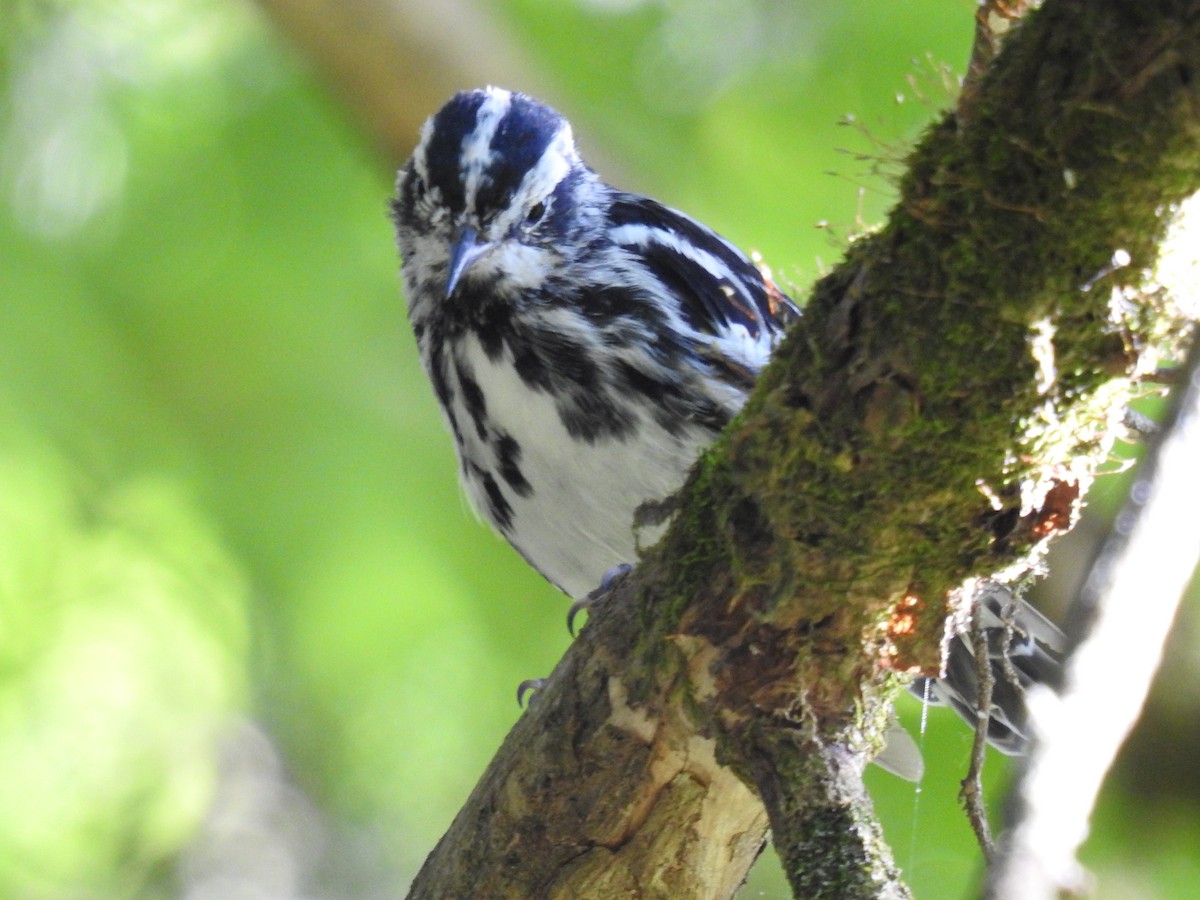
[
  {"left": 252, "top": 0, "right": 543, "bottom": 165},
  {"left": 229, "top": 0, "right": 1200, "bottom": 894},
  {"left": 394, "top": 1, "right": 1200, "bottom": 895}
]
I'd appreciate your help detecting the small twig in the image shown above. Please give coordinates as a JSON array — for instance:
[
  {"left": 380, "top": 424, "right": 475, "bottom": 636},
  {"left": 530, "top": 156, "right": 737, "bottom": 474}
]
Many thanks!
[
  {"left": 996, "top": 596, "right": 1025, "bottom": 700},
  {"left": 960, "top": 598, "right": 997, "bottom": 860},
  {"left": 1140, "top": 366, "right": 1183, "bottom": 385}
]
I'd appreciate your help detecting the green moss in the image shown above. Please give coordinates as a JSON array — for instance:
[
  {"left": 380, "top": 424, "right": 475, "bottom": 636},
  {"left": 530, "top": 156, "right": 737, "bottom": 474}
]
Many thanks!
[
  {"left": 632, "top": 0, "right": 1199, "bottom": 712},
  {"left": 598, "top": 2, "right": 1199, "bottom": 895}
]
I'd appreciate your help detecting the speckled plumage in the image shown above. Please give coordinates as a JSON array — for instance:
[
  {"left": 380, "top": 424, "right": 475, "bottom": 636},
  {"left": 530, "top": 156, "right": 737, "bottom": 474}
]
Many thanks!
[{"left": 392, "top": 87, "right": 797, "bottom": 600}]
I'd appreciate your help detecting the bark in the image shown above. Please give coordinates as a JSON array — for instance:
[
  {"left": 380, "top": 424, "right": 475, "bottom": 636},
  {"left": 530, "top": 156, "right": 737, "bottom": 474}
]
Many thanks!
[{"left": 257, "top": 0, "right": 1200, "bottom": 896}]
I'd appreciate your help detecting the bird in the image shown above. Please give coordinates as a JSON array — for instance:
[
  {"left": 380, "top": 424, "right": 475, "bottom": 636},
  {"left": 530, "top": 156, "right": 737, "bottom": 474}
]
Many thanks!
[
  {"left": 392, "top": 86, "right": 799, "bottom": 602},
  {"left": 391, "top": 86, "right": 1062, "bottom": 767}
]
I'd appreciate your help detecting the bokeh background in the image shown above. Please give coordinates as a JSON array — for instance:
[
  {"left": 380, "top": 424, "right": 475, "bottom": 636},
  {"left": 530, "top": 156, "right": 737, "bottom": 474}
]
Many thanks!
[{"left": 1, "top": 0, "right": 1197, "bottom": 897}]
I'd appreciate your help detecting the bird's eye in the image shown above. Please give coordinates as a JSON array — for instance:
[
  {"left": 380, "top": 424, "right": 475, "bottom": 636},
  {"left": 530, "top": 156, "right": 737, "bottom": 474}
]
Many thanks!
[
  {"left": 409, "top": 172, "right": 425, "bottom": 198},
  {"left": 525, "top": 201, "right": 547, "bottom": 227}
]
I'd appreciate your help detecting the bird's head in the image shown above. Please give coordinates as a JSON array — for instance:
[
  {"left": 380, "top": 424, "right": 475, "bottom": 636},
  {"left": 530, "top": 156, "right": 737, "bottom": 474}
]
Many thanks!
[{"left": 394, "top": 87, "right": 594, "bottom": 306}]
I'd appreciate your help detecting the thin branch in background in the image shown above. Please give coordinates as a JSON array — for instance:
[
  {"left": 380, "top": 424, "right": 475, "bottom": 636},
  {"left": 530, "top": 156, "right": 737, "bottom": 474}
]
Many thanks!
[
  {"left": 252, "top": 0, "right": 542, "bottom": 164},
  {"left": 989, "top": 332, "right": 1200, "bottom": 897}
]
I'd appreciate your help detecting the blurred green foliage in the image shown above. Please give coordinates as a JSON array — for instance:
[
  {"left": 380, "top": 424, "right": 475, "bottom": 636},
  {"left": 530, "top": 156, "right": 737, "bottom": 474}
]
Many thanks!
[
  {"left": 0, "top": 0, "right": 1196, "bottom": 897},
  {"left": 0, "top": 426, "right": 249, "bottom": 894}
]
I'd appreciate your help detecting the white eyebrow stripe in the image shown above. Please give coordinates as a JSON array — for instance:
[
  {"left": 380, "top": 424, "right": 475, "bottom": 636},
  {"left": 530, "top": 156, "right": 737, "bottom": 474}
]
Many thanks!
[
  {"left": 494, "top": 123, "right": 576, "bottom": 233},
  {"left": 413, "top": 115, "right": 436, "bottom": 184}
]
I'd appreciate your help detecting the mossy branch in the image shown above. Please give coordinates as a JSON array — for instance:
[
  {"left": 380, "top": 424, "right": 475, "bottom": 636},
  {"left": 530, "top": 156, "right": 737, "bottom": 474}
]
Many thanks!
[{"left": 398, "top": 0, "right": 1200, "bottom": 896}]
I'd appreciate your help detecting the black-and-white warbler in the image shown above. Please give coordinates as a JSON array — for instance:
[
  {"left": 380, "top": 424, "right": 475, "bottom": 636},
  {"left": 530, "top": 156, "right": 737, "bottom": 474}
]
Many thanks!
[
  {"left": 392, "top": 86, "right": 798, "bottom": 602},
  {"left": 391, "top": 86, "right": 1062, "bottom": 761}
]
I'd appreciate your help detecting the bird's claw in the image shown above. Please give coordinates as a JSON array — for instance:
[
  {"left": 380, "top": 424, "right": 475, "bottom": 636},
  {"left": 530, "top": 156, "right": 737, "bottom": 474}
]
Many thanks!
[
  {"left": 567, "top": 563, "right": 634, "bottom": 635},
  {"left": 517, "top": 678, "right": 547, "bottom": 707}
]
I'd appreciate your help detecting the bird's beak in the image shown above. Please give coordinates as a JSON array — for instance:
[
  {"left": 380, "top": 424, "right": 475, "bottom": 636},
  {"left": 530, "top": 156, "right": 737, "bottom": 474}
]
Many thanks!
[{"left": 446, "top": 225, "right": 491, "bottom": 297}]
